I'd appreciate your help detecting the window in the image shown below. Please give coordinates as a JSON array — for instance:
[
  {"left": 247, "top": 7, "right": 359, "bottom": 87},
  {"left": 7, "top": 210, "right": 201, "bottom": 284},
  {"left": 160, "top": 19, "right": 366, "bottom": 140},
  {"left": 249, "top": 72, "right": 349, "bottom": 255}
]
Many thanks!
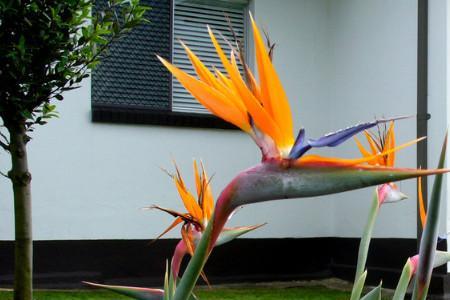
[
  {"left": 172, "top": 1, "right": 246, "bottom": 114},
  {"left": 92, "top": 0, "right": 248, "bottom": 129}
]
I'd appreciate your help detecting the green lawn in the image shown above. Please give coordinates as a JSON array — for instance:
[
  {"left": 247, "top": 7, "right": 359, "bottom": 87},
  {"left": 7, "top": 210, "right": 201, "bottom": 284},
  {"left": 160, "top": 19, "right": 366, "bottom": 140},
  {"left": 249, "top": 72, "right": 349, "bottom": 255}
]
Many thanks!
[{"left": 0, "top": 286, "right": 350, "bottom": 300}]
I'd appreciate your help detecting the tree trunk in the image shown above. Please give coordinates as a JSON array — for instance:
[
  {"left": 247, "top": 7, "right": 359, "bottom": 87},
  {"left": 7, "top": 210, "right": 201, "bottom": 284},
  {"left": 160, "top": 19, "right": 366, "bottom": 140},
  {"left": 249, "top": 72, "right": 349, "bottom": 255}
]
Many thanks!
[{"left": 8, "top": 121, "right": 33, "bottom": 300}]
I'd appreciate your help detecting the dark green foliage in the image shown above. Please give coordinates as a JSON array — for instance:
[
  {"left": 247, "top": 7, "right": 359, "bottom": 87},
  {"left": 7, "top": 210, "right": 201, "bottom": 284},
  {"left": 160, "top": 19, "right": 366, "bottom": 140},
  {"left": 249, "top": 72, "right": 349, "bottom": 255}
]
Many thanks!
[
  {"left": 0, "top": 1, "right": 148, "bottom": 299},
  {"left": 0, "top": 0, "right": 149, "bottom": 128}
]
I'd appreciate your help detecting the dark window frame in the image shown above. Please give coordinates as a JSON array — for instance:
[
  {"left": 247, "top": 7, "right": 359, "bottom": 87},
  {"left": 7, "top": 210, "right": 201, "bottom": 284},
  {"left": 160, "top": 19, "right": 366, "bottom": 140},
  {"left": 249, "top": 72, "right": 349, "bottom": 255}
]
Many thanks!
[{"left": 91, "top": 0, "right": 238, "bottom": 130}]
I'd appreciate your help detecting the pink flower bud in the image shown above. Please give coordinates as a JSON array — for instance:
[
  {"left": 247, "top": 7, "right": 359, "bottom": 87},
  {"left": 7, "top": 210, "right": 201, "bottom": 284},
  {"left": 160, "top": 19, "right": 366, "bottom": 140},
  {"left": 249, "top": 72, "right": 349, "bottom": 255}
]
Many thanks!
[{"left": 377, "top": 183, "right": 408, "bottom": 206}]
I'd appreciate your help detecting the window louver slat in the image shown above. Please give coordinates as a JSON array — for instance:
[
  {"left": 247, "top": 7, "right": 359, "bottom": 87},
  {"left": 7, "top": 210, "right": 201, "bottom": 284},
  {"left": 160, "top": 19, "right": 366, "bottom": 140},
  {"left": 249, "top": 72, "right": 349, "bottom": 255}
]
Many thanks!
[{"left": 172, "top": 1, "right": 246, "bottom": 114}]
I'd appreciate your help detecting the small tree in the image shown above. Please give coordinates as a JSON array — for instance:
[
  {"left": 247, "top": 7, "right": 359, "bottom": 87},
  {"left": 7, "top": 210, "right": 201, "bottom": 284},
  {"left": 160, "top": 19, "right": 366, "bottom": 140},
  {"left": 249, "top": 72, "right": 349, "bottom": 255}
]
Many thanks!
[{"left": 0, "top": 1, "right": 148, "bottom": 299}]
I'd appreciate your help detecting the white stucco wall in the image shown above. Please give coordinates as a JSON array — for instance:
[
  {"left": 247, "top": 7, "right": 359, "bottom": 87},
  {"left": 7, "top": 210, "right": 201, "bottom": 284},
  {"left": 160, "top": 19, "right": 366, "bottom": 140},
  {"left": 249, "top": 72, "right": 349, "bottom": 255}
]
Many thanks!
[
  {"left": 0, "top": 0, "right": 443, "bottom": 241},
  {"left": 327, "top": 0, "right": 420, "bottom": 238},
  {"left": 0, "top": 0, "right": 333, "bottom": 241}
]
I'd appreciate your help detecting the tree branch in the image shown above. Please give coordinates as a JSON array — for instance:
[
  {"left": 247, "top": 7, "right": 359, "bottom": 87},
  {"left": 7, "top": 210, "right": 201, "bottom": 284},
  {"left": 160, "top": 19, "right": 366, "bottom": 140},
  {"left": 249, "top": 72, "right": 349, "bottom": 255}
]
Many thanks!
[
  {"left": 0, "top": 140, "right": 10, "bottom": 151},
  {"left": 0, "top": 170, "right": 10, "bottom": 179},
  {"left": 0, "top": 130, "right": 10, "bottom": 144}
]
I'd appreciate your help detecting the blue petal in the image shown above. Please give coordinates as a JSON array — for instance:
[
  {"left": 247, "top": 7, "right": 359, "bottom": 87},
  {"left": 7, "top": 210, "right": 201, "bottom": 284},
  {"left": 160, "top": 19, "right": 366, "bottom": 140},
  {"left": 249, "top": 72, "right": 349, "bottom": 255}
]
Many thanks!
[
  {"left": 288, "top": 128, "right": 309, "bottom": 159},
  {"left": 288, "top": 116, "right": 410, "bottom": 160},
  {"left": 308, "top": 116, "right": 408, "bottom": 148}
]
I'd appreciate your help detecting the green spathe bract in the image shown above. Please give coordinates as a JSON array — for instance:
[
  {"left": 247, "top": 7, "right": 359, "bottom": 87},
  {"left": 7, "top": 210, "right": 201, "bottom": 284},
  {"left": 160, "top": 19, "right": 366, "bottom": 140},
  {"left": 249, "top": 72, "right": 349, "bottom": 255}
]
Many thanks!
[
  {"left": 412, "top": 133, "right": 448, "bottom": 300},
  {"left": 173, "top": 161, "right": 447, "bottom": 300}
]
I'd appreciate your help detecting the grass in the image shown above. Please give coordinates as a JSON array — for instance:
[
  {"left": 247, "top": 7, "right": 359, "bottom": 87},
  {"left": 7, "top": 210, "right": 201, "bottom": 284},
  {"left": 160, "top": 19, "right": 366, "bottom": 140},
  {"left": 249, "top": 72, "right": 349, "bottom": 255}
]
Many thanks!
[{"left": 0, "top": 286, "right": 350, "bottom": 300}]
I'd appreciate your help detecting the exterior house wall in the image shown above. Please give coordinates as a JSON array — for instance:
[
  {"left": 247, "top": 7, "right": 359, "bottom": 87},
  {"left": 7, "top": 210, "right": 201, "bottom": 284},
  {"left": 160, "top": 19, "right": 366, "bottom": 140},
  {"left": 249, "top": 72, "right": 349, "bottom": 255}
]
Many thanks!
[
  {"left": 256, "top": 0, "right": 425, "bottom": 239},
  {"left": 0, "top": 0, "right": 334, "bottom": 241},
  {"left": 2, "top": 0, "right": 450, "bottom": 291},
  {"left": 0, "top": 0, "right": 445, "bottom": 254},
  {"left": 327, "top": 0, "right": 420, "bottom": 238}
]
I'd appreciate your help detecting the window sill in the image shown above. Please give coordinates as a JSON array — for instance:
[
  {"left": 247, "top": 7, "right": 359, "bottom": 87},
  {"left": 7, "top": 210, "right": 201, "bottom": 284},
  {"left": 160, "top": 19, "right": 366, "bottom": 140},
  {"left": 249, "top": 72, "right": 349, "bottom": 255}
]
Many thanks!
[{"left": 91, "top": 104, "right": 238, "bottom": 130}]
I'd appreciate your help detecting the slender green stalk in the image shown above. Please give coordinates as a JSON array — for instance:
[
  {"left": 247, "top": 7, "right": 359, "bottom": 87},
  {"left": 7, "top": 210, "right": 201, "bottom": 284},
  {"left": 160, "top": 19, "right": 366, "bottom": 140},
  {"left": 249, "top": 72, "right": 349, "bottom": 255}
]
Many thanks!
[
  {"left": 8, "top": 122, "right": 33, "bottom": 300},
  {"left": 173, "top": 218, "right": 213, "bottom": 300},
  {"left": 350, "top": 271, "right": 367, "bottom": 300},
  {"left": 350, "top": 192, "right": 379, "bottom": 300},
  {"left": 355, "top": 192, "right": 379, "bottom": 281},
  {"left": 393, "top": 259, "right": 414, "bottom": 300},
  {"left": 412, "top": 134, "right": 447, "bottom": 300}
]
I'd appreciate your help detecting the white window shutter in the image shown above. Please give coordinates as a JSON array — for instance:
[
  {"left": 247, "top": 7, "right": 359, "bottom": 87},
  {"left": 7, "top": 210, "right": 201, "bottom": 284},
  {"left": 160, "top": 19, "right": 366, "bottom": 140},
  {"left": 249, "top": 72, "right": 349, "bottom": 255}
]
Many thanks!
[{"left": 172, "top": 1, "right": 246, "bottom": 114}]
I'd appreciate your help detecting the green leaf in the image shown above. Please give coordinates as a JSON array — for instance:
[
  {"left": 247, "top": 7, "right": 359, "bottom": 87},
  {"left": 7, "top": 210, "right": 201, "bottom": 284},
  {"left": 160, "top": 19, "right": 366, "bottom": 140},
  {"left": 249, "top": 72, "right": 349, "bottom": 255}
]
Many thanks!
[
  {"left": 350, "top": 271, "right": 367, "bottom": 300},
  {"left": 393, "top": 258, "right": 414, "bottom": 300},
  {"left": 360, "top": 283, "right": 382, "bottom": 300},
  {"left": 412, "top": 133, "right": 447, "bottom": 300},
  {"left": 433, "top": 250, "right": 450, "bottom": 267},
  {"left": 83, "top": 281, "right": 164, "bottom": 300},
  {"left": 164, "top": 261, "right": 170, "bottom": 300},
  {"left": 17, "top": 35, "right": 26, "bottom": 57},
  {"left": 353, "top": 191, "right": 379, "bottom": 287},
  {"left": 21, "top": 110, "right": 33, "bottom": 120},
  {"left": 228, "top": 163, "right": 447, "bottom": 209},
  {"left": 215, "top": 224, "right": 265, "bottom": 246}
]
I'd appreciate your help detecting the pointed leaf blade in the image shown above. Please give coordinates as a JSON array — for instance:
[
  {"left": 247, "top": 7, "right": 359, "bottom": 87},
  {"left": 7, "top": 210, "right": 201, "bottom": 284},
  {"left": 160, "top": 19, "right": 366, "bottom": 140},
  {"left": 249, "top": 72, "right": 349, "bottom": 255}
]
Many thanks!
[
  {"left": 350, "top": 271, "right": 367, "bottom": 300},
  {"left": 352, "top": 192, "right": 379, "bottom": 298},
  {"left": 83, "top": 282, "right": 164, "bottom": 300},
  {"left": 361, "top": 283, "right": 382, "bottom": 300},
  {"left": 215, "top": 224, "right": 266, "bottom": 246},
  {"left": 412, "top": 133, "right": 447, "bottom": 300},
  {"left": 393, "top": 259, "right": 415, "bottom": 300}
]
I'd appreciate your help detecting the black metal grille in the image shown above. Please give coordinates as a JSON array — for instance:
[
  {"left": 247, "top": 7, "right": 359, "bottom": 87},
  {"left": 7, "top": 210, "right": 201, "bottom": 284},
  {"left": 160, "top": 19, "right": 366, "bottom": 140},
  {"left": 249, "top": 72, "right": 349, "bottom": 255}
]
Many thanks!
[{"left": 92, "top": 0, "right": 172, "bottom": 110}]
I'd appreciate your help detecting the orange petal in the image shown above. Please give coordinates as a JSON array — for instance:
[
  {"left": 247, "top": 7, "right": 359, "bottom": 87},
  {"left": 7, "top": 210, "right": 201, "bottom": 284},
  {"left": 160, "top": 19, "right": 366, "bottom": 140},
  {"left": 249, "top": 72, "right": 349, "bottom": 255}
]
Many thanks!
[
  {"left": 386, "top": 122, "right": 396, "bottom": 167},
  {"left": 153, "top": 217, "right": 184, "bottom": 241},
  {"left": 364, "top": 131, "right": 384, "bottom": 165},
  {"left": 193, "top": 160, "right": 202, "bottom": 199},
  {"left": 158, "top": 56, "right": 250, "bottom": 132},
  {"left": 418, "top": 176, "right": 427, "bottom": 229},
  {"left": 250, "top": 14, "right": 294, "bottom": 149},
  {"left": 174, "top": 177, "right": 203, "bottom": 222},
  {"left": 354, "top": 137, "right": 377, "bottom": 166},
  {"left": 180, "top": 41, "right": 217, "bottom": 87},
  {"left": 200, "top": 161, "right": 214, "bottom": 221},
  {"left": 181, "top": 226, "right": 196, "bottom": 256},
  {"left": 181, "top": 41, "right": 247, "bottom": 116},
  {"left": 246, "top": 67, "right": 263, "bottom": 101},
  {"left": 213, "top": 69, "right": 248, "bottom": 113},
  {"left": 208, "top": 27, "right": 283, "bottom": 144},
  {"left": 364, "top": 131, "right": 380, "bottom": 153}
]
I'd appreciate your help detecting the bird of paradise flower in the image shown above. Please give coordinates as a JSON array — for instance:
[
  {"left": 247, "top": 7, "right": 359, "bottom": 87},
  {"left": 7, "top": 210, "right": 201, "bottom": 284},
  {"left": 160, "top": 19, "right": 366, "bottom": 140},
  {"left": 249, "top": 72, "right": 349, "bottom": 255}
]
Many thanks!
[
  {"left": 157, "top": 15, "right": 448, "bottom": 300},
  {"left": 149, "top": 161, "right": 263, "bottom": 280},
  {"left": 86, "top": 13, "right": 448, "bottom": 300},
  {"left": 350, "top": 122, "right": 411, "bottom": 300},
  {"left": 159, "top": 14, "right": 417, "bottom": 165},
  {"left": 354, "top": 121, "right": 419, "bottom": 204}
]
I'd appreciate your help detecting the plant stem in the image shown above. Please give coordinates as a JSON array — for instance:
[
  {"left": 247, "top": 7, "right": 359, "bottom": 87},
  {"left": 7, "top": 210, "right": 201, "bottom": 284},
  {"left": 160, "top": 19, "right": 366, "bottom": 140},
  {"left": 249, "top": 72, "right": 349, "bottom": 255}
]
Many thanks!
[
  {"left": 350, "top": 191, "right": 379, "bottom": 300},
  {"left": 8, "top": 121, "right": 33, "bottom": 300}
]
